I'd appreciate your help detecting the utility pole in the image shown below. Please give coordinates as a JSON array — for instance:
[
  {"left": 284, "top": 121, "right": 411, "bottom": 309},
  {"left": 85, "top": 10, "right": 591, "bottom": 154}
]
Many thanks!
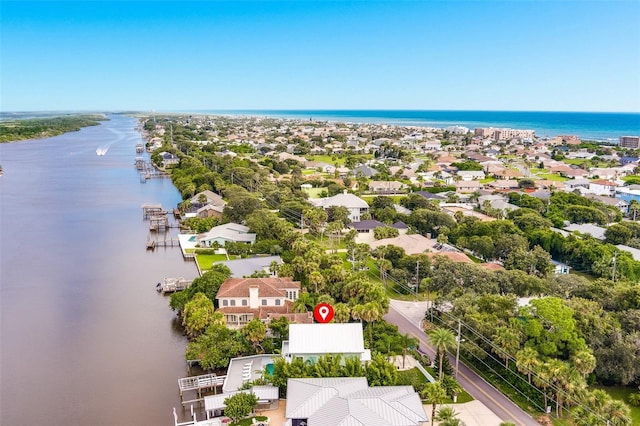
[
  {"left": 455, "top": 319, "right": 462, "bottom": 379},
  {"left": 415, "top": 260, "right": 420, "bottom": 296}
]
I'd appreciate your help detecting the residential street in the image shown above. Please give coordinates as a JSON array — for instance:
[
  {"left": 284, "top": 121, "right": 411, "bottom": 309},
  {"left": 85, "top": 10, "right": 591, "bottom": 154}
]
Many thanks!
[{"left": 384, "top": 300, "right": 540, "bottom": 426}]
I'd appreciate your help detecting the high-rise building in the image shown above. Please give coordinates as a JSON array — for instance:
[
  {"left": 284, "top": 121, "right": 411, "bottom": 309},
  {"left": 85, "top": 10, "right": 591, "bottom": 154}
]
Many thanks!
[{"left": 620, "top": 136, "right": 640, "bottom": 149}]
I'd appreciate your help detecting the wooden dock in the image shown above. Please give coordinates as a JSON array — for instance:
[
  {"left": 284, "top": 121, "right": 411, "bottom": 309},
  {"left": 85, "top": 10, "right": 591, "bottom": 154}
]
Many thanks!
[
  {"left": 147, "top": 237, "right": 181, "bottom": 249},
  {"left": 136, "top": 159, "right": 167, "bottom": 182},
  {"left": 142, "top": 203, "right": 165, "bottom": 219},
  {"left": 157, "top": 277, "right": 193, "bottom": 294},
  {"left": 178, "top": 373, "right": 226, "bottom": 403},
  {"left": 149, "top": 214, "right": 170, "bottom": 231}
]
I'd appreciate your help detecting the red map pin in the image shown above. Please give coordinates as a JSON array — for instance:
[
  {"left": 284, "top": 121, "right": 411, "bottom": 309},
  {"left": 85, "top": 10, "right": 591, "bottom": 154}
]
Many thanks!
[{"left": 313, "top": 303, "right": 334, "bottom": 323}]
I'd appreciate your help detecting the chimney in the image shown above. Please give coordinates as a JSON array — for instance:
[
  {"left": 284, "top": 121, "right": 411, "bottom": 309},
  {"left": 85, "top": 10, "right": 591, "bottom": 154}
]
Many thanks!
[{"left": 249, "top": 286, "right": 259, "bottom": 309}]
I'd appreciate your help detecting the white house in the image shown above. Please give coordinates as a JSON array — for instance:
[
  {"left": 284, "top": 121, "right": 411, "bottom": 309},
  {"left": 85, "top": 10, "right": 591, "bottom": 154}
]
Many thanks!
[
  {"left": 551, "top": 260, "right": 570, "bottom": 274},
  {"left": 456, "top": 170, "right": 486, "bottom": 181},
  {"left": 285, "top": 377, "right": 428, "bottom": 426},
  {"left": 282, "top": 323, "right": 371, "bottom": 364},
  {"left": 196, "top": 223, "right": 256, "bottom": 247},
  {"left": 588, "top": 179, "right": 618, "bottom": 197},
  {"left": 309, "top": 191, "right": 369, "bottom": 222}
]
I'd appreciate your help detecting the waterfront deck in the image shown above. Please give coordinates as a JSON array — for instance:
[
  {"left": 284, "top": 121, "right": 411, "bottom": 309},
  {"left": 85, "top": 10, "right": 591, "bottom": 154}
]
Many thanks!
[
  {"left": 157, "top": 277, "right": 192, "bottom": 294},
  {"left": 142, "top": 203, "right": 165, "bottom": 219},
  {"left": 178, "top": 373, "right": 227, "bottom": 403}
]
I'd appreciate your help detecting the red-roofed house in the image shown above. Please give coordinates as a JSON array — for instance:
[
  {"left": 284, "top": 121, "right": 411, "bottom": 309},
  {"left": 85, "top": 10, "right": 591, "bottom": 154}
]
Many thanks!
[
  {"left": 426, "top": 252, "right": 474, "bottom": 263},
  {"left": 216, "top": 277, "right": 309, "bottom": 327}
]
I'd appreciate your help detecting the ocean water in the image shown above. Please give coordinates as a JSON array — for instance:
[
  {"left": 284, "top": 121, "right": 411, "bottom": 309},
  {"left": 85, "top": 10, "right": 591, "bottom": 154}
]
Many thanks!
[{"left": 192, "top": 110, "right": 640, "bottom": 142}]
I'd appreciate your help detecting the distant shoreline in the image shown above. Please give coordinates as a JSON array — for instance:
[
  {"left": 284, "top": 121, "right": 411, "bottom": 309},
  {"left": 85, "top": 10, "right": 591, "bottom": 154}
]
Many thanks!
[
  {"left": 0, "top": 114, "right": 107, "bottom": 143},
  {"left": 157, "top": 109, "right": 640, "bottom": 142}
]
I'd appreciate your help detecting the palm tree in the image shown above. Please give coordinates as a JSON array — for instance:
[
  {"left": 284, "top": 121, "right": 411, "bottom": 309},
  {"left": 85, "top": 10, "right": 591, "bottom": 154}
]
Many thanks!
[
  {"left": 571, "top": 348, "right": 596, "bottom": 380},
  {"left": 292, "top": 291, "right": 314, "bottom": 313},
  {"left": 350, "top": 304, "right": 365, "bottom": 322},
  {"left": 606, "top": 399, "right": 632, "bottom": 426},
  {"left": 333, "top": 303, "right": 351, "bottom": 323},
  {"left": 429, "top": 328, "right": 456, "bottom": 380},
  {"left": 569, "top": 407, "right": 601, "bottom": 426},
  {"left": 360, "top": 302, "right": 383, "bottom": 346},
  {"left": 441, "top": 375, "right": 463, "bottom": 402},
  {"left": 545, "top": 359, "right": 567, "bottom": 416},
  {"left": 308, "top": 270, "right": 325, "bottom": 293},
  {"left": 560, "top": 367, "right": 586, "bottom": 413},
  {"left": 533, "top": 361, "right": 553, "bottom": 412},
  {"left": 435, "top": 406, "right": 466, "bottom": 426},
  {"left": 492, "top": 326, "right": 520, "bottom": 369},
  {"left": 421, "top": 382, "right": 447, "bottom": 426},
  {"left": 515, "top": 347, "right": 540, "bottom": 384},
  {"left": 398, "top": 333, "right": 419, "bottom": 369}
]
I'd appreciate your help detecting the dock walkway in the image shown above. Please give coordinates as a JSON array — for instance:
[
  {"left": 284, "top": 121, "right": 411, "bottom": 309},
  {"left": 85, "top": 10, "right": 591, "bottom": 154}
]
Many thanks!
[
  {"left": 157, "top": 277, "right": 192, "bottom": 294},
  {"left": 178, "top": 373, "right": 227, "bottom": 403}
]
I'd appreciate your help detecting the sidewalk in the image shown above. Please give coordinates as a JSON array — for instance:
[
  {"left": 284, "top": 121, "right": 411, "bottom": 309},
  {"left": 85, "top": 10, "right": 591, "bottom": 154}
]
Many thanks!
[{"left": 425, "top": 401, "right": 503, "bottom": 426}]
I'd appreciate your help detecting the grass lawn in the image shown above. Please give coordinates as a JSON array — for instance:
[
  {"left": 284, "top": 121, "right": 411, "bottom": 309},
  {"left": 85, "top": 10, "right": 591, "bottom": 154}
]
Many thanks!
[
  {"left": 563, "top": 158, "right": 589, "bottom": 166},
  {"left": 397, "top": 367, "right": 428, "bottom": 389},
  {"left": 537, "top": 173, "right": 569, "bottom": 182},
  {"left": 599, "top": 386, "right": 640, "bottom": 425},
  {"left": 360, "top": 194, "right": 405, "bottom": 203},
  {"left": 397, "top": 368, "right": 473, "bottom": 404},
  {"left": 302, "top": 187, "right": 326, "bottom": 198},
  {"left": 530, "top": 168, "right": 549, "bottom": 173},
  {"left": 195, "top": 253, "right": 234, "bottom": 271},
  {"left": 622, "top": 175, "right": 640, "bottom": 182},
  {"left": 306, "top": 155, "right": 345, "bottom": 166},
  {"left": 460, "top": 355, "right": 545, "bottom": 418},
  {"left": 480, "top": 177, "right": 496, "bottom": 184}
]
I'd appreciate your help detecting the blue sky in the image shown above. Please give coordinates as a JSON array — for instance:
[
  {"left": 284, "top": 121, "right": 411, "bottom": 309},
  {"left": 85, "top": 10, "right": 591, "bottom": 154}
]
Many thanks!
[{"left": 1, "top": 1, "right": 639, "bottom": 112}]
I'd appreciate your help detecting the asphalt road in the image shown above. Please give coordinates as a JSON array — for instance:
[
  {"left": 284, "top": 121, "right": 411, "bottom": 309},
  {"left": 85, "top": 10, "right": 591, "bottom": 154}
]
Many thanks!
[{"left": 385, "top": 305, "right": 540, "bottom": 426}]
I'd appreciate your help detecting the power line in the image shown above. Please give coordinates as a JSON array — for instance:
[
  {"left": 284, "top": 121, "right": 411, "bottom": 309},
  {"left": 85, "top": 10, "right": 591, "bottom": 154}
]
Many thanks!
[{"left": 430, "top": 310, "right": 613, "bottom": 424}]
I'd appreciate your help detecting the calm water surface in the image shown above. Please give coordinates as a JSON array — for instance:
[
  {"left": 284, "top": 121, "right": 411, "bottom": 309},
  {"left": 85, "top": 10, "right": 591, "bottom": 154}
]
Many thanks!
[{"left": 0, "top": 115, "right": 197, "bottom": 425}]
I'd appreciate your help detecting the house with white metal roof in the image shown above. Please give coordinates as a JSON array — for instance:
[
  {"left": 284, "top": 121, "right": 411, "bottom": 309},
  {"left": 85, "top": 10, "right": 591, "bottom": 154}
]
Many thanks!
[
  {"left": 308, "top": 191, "right": 369, "bottom": 222},
  {"left": 196, "top": 223, "right": 256, "bottom": 247},
  {"left": 282, "top": 323, "right": 371, "bottom": 364},
  {"left": 215, "top": 255, "right": 283, "bottom": 278},
  {"left": 285, "top": 377, "right": 428, "bottom": 426}
]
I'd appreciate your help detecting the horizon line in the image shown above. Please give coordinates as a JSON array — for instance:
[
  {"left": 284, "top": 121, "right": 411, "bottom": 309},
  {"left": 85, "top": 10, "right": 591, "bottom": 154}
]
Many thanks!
[{"left": 2, "top": 108, "right": 640, "bottom": 115}]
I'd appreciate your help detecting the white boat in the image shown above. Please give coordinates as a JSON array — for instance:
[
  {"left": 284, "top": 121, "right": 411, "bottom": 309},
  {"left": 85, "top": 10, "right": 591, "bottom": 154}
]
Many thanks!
[{"left": 96, "top": 147, "right": 108, "bottom": 156}]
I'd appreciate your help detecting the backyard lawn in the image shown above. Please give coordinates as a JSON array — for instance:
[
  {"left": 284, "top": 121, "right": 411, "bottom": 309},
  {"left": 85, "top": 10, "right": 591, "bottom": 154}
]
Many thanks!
[
  {"left": 195, "top": 253, "right": 235, "bottom": 271},
  {"left": 536, "top": 173, "right": 569, "bottom": 182},
  {"left": 306, "top": 155, "right": 345, "bottom": 166}
]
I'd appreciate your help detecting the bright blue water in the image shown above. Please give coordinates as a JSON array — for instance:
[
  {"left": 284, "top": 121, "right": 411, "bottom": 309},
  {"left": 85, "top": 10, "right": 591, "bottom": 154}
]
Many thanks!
[{"left": 190, "top": 110, "right": 640, "bottom": 142}]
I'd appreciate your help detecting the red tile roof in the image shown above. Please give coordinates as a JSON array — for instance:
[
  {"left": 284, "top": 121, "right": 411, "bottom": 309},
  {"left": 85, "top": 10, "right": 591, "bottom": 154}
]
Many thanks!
[
  {"left": 426, "top": 252, "right": 474, "bottom": 263},
  {"left": 217, "top": 277, "right": 300, "bottom": 298}
]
